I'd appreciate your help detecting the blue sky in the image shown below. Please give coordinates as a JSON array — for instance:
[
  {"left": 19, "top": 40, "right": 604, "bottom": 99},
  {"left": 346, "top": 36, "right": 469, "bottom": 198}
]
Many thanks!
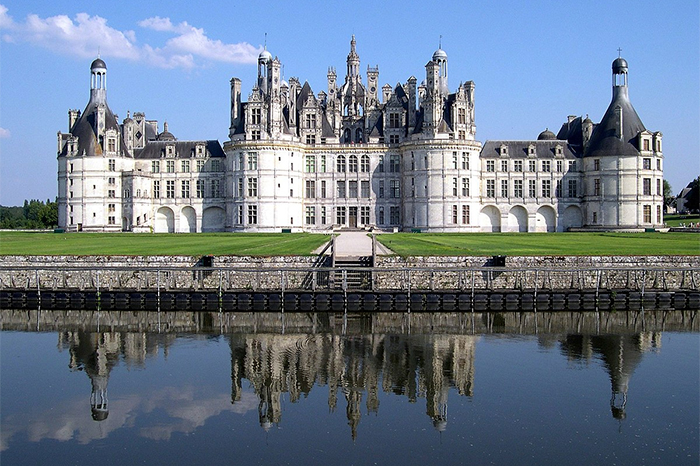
[{"left": 0, "top": 0, "right": 698, "bottom": 206}]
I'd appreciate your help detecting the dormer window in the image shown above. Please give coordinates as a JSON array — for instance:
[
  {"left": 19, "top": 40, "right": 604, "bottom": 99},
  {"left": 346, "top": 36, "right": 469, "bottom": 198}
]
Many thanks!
[
  {"left": 555, "top": 145, "right": 563, "bottom": 156},
  {"left": 528, "top": 144, "right": 536, "bottom": 156},
  {"left": 499, "top": 145, "right": 508, "bottom": 156}
]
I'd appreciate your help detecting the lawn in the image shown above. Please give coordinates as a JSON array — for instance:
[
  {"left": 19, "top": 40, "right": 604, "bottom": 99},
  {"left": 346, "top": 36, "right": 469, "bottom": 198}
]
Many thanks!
[
  {"left": 664, "top": 214, "right": 700, "bottom": 227},
  {"left": 0, "top": 232, "right": 331, "bottom": 256},
  {"left": 376, "top": 232, "right": 700, "bottom": 256}
]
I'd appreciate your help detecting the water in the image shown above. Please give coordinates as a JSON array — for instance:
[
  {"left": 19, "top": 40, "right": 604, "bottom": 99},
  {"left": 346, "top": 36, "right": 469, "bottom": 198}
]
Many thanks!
[{"left": 1, "top": 311, "right": 698, "bottom": 465}]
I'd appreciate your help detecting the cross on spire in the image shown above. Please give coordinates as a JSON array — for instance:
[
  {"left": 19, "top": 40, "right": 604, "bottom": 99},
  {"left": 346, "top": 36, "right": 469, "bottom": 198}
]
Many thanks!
[{"left": 617, "top": 47, "right": 622, "bottom": 57}]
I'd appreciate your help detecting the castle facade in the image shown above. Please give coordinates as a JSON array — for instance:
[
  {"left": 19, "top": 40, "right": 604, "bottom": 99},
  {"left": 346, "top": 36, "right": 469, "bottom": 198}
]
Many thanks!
[{"left": 57, "top": 38, "right": 664, "bottom": 233}]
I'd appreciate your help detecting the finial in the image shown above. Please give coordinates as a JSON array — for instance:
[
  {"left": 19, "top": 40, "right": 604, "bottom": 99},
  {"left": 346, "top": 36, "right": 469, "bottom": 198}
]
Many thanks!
[
  {"left": 264, "top": 32, "right": 267, "bottom": 50},
  {"left": 97, "top": 46, "right": 101, "bottom": 58},
  {"left": 439, "top": 35, "right": 442, "bottom": 49},
  {"left": 617, "top": 47, "right": 622, "bottom": 58}
]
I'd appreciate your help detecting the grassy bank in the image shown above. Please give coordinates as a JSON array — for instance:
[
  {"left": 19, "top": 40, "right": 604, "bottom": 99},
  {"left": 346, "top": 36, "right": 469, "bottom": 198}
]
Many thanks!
[
  {"left": 0, "top": 232, "right": 330, "bottom": 256},
  {"left": 376, "top": 232, "right": 699, "bottom": 257}
]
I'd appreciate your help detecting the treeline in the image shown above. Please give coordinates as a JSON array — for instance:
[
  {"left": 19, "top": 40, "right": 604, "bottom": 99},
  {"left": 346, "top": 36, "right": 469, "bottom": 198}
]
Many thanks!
[{"left": 0, "top": 199, "right": 58, "bottom": 229}]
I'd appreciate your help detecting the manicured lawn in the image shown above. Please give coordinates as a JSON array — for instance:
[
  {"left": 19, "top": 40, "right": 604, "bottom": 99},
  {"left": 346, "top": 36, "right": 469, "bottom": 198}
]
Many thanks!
[
  {"left": 376, "top": 232, "right": 700, "bottom": 256},
  {"left": 0, "top": 232, "right": 331, "bottom": 256},
  {"left": 664, "top": 214, "right": 700, "bottom": 227}
]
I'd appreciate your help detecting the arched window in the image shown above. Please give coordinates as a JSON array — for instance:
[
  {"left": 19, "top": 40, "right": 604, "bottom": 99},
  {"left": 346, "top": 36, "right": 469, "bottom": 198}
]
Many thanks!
[
  {"left": 361, "top": 155, "right": 370, "bottom": 172},
  {"left": 349, "top": 155, "right": 358, "bottom": 172},
  {"left": 355, "top": 128, "right": 363, "bottom": 143},
  {"left": 343, "top": 128, "right": 351, "bottom": 143},
  {"left": 336, "top": 155, "right": 346, "bottom": 172}
]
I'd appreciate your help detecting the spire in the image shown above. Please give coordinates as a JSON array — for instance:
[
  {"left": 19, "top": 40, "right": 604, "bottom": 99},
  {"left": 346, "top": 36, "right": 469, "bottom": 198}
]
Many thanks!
[{"left": 347, "top": 35, "right": 360, "bottom": 77}]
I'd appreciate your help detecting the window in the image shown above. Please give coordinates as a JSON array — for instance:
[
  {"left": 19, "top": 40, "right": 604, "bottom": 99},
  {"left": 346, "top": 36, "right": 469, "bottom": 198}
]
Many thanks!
[
  {"left": 593, "top": 159, "right": 600, "bottom": 171},
  {"left": 321, "top": 207, "right": 327, "bottom": 224},
  {"left": 107, "top": 139, "right": 116, "bottom": 153},
  {"left": 556, "top": 160, "right": 563, "bottom": 173},
  {"left": 320, "top": 155, "right": 327, "bottom": 172},
  {"left": 514, "top": 179, "right": 523, "bottom": 198},
  {"left": 305, "top": 206, "right": 316, "bottom": 225},
  {"left": 237, "top": 206, "right": 243, "bottom": 224},
  {"left": 529, "top": 160, "right": 536, "bottom": 172},
  {"left": 568, "top": 179, "right": 577, "bottom": 197},
  {"left": 452, "top": 205, "right": 458, "bottom": 224},
  {"left": 529, "top": 180, "right": 537, "bottom": 198},
  {"left": 248, "top": 205, "right": 257, "bottom": 224},
  {"left": 181, "top": 160, "right": 190, "bottom": 172},
  {"left": 643, "top": 139, "right": 650, "bottom": 151},
  {"left": 378, "top": 156, "right": 384, "bottom": 173},
  {"left": 166, "top": 180, "right": 175, "bottom": 198},
  {"left": 390, "top": 154, "right": 400, "bottom": 172},
  {"left": 390, "top": 180, "right": 400, "bottom": 198},
  {"left": 337, "top": 155, "right": 346, "bottom": 172},
  {"left": 542, "top": 179, "right": 551, "bottom": 198},
  {"left": 236, "top": 178, "right": 243, "bottom": 197},
  {"left": 349, "top": 180, "right": 358, "bottom": 198},
  {"left": 361, "top": 180, "right": 370, "bottom": 198},
  {"left": 462, "top": 205, "right": 470, "bottom": 224},
  {"left": 108, "top": 159, "right": 115, "bottom": 171},
  {"left": 411, "top": 178, "right": 415, "bottom": 197},
  {"left": 306, "top": 134, "right": 316, "bottom": 145},
  {"left": 108, "top": 203, "right": 115, "bottom": 213},
  {"left": 389, "top": 134, "right": 399, "bottom": 144},
  {"left": 501, "top": 179, "right": 508, "bottom": 197},
  {"left": 251, "top": 108, "right": 261, "bottom": 125},
  {"left": 462, "top": 153, "right": 469, "bottom": 170},
  {"left": 349, "top": 155, "right": 358, "bottom": 172},
  {"left": 305, "top": 113, "right": 316, "bottom": 129},
  {"left": 336, "top": 206, "right": 346, "bottom": 225},
  {"left": 459, "top": 130, "right": 466, "bottom": 140},
  {"left": 389, "top": 113, "right": 400, "bottom": 128},
  {"left": 153, "top": 180, "right": 160, "bottom": 198},
  {"left": 337, "top": 180, "right": 346, "bottom": 198},
  {"left": 569, "top": 161, "right": 577, "bottom": 171},
  {"left": 196, "top": 160, "right": 205, "bottom": 172},
  {"left": 486, "top": 160, "right": 495, "bottom": 172},
  {"left": 108, "top": 216, "right": 116, "bottom": 225},
  {"left": 248, "top": 177, "right": 258, "bottom": 197},
  {"left": 247, "top": 153, "right": 258, "bottom": 170},
  {"left": 166, "top": 160, "right": 175, "bottom": 173},
  {"left": 181, "top": 180, "right": 190, "bottom": 198},
  {"left": 108, "top": 177, "right": 115, "bottom": 185},
  {"left": 390, "top": 206, "right": 400, "bottom": 224},
  {"left": 360, "top": 206, "right": 370, "bottom": 225},
  {"left": 321, "top": 180, "right": 327, "bottom": 198},
  {"left": 657, "top": 205, "right": 662, "bottom": 224},
  {"left": 594, "top": 178, "right": 601, "bottom": 196},
  {"left": 541, "top": 161, "right": 551, "bottom": 173},
  {"left": 656, "top": 158, "right": 661, "bottom": 170},
  {"left": 643, "top": 158, "right": 651, "bottom": 170},
  {"left": 305, "top": 155, "right": 316, "bottom": 173},
  {"left": 462, "top": 178, "right": 470, "bottom": 196},
  {"left": 643, "top": 205, "right": 651, "bottom": 223},
  {"left": 513, "top": 160, "right": 523, "bottom": 172},
  {"left": 486, "top": 179, "right": 495, "bottom": 198},
  {"left": 453, "top": 152, "right": 459, "bottom": 169},
  {"left": 152, "top": 161, "right": 160, "bottom": 173},
  {"left": 453, "top": 178, "right": 458, "bottom": 196},
  {"left": 197, "top": 180, "right": 205, "bottom": 198},
  {"left": 379, "top": 180, "right": 385, "bottom": 198},
  {"left": 501, "top": 160, "right": 508, "bottom": 172},
  {"left": 211, "top": 159, "right": 222, "bottom": 172},
  {"left": 643, "top": 178, "right": 651, "bottom": 195},
  {"left": 458, "top": 108, "right": 466, "bottom": 124},
  {"left": 305, "top": 180, "right": 315, "bottom": 198},
  {"left": 361, "top": 155, "right": 370, "bottom": 172},
  {"left": 555, "top": 181, "right": 562, "bottom": 197},
  {"left": 657, "top": 178, "right": 661, "bottom": 196},
  {"left": 211, "top": 179, "right": 221, "bottom": 198},
  {"left": 378, "top": 206, "right": 385, "bottom": 225},
  {"left": 108, "top": 190, "right": 116, "bottom": 198}
]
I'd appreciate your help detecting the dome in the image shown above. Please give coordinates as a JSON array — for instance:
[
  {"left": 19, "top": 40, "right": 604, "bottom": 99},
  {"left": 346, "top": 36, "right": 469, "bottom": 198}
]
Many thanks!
[
  {"left": 432, "top": 48, "right": 447, "bottom": 61},
  {"left": 612, "top": 57, "right": 628, "bottom": 74},
  {"left": 91, "top": 57, "right": 107, "bottom": 70},
  {"left": 156, "top": 122, "right": 176, "bottom": 141},
  {"left": 258, "top": 49, "right": 272, "bottom": 62},
  {"left": 537, "top": 128, "right": 557, "bottom": 140}
]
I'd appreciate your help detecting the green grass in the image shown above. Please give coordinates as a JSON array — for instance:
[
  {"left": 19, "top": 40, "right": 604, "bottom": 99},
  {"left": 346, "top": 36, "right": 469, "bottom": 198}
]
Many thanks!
[
  {"left": 664, "top": 214, "right": 700, "bottom": 227},
  {"left": 376, "top": 232, "right": 700, "bottom": 257},
  {"left": 0, "top": 232, "right": 330, "bottom": 256}
]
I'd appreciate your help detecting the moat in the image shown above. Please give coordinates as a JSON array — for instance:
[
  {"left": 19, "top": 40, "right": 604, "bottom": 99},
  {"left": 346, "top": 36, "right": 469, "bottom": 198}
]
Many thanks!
[{"left": 1, "top": 310, "right": 698, "bottom": 465}]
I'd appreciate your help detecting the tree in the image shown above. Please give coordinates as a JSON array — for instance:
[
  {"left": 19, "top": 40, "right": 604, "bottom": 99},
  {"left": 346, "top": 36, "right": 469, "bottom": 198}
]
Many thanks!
[{"left": 663, "top": 180, "right": 674, "bottom": 211}]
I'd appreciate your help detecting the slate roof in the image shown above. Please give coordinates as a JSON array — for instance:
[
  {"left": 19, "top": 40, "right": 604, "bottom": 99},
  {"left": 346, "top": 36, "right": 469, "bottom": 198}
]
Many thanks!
[
  {"left": 60, "top": 100, "right": 129, "bottom": 157},
  {"left": 133, "top": 140, "right": 225, "bottom": 159},
  {"left": 481, "top": 140, "right": 578, "bottom": 159},
  {"left": 584, "top": 87, "right": 646, "bottom": 158}
]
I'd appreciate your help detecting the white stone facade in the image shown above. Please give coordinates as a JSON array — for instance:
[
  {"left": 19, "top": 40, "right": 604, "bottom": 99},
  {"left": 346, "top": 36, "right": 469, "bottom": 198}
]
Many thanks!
[{"left": 57, "top": 41, "right": 664, "bottom": 233}]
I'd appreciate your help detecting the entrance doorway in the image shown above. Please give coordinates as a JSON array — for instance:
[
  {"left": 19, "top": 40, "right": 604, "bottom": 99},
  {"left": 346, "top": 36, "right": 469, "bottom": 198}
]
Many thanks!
[{"left": 348, "top": 207, "right": 358, "bottom": 228}]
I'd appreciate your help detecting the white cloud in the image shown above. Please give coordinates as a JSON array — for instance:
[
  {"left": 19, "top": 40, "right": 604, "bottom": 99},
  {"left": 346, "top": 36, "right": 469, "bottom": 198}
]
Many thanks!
[
  {"left": 0, "top": 127, "right": 10, "bottom": 139},
  {"left": 0, "top": 6, "right": 261, "bottom": 69}
]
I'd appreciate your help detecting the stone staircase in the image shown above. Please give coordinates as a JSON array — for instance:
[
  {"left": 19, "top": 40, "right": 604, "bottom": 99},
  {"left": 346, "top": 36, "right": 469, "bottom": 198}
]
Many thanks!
[{"left": 333, "top": 256, "right": 373, "bottom": 290}]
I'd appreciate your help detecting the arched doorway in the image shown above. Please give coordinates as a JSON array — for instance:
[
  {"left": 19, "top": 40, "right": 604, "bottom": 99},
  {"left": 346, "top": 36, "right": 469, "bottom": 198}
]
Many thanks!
[
  {"left": 480, "top": 206, "right": 501, "bottom": 232},
  {"left": 508, "top": 206, "right": 528, "bottom": 232},
  {"left": 202, "top": 206, "right": 225, "bottom": 232},
  {"left": 536, "top": 206, "right": 557, "bottom": 232},
  {"left": 155, "top": 207, "right": 175, "bottom": 233},
  {"left": 181, "top": 206, "right": 197, "bottom": 233}
]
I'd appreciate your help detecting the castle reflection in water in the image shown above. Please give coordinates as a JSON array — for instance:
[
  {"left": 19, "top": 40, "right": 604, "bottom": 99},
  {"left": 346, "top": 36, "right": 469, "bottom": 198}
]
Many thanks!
[{"left": 42, "top": 310, "right": 691, "bottom": 439}]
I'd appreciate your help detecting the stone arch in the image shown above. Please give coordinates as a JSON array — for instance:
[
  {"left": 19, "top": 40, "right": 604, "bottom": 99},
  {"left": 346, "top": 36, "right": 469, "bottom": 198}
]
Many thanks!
[
  {"left": 480, "top": 206, "right": 501, "bottom": 232},
  {"left": 536, "top": 206, "right": 557, "bottom": 232},
  {"left": 155, "top": 207, "right": 175, "bottom": 233},
  {"left": 560, "top": 205, "right": 583, "bottom": 231},
  {"left": 180, "top": 206, "right": 197, "bottom": 233},
  {"left": 508, "top": 205, "right": 528, "bottom": 232},
  {"left": 202, "top": 206, "right": 225, "bottom": 232}
]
